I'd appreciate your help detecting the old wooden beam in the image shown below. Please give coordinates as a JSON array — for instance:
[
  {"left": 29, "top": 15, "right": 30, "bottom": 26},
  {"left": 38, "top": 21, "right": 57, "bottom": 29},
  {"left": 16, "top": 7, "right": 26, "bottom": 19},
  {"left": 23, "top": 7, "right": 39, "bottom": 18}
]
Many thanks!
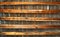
[
  {"left": 0, "top": 9, "right": 60, "bottom": 13},
  {"left": 1, "top": 32, "right": 60, "bottom": 35},
  {"left": 0, "top": 24, "right": 60, "bottom": 29},
  {"left": 0, "top": 2, "right": 60, "bottom": 5},
  {"left": 0, "top": 17, "right": 60, "bottom": 21}
]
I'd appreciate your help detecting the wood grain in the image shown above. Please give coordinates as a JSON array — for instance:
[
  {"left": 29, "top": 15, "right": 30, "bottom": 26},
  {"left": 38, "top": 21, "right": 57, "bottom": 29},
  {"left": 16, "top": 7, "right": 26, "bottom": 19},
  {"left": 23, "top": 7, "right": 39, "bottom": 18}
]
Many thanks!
[
  {"left": 0, "top": 2, "right": 60, "bottom": 5},
  {"left": 0, "top": 9, "right": 60, "bottom": 13},
  {"left": 0, "top": 24, "right": 60, "bottom": 29},
  {"left": 0, "top": 17, "right": 60, "bottom": 21},
  {"left": 1, "top": 32, "right": 60, "bottom": 35}
]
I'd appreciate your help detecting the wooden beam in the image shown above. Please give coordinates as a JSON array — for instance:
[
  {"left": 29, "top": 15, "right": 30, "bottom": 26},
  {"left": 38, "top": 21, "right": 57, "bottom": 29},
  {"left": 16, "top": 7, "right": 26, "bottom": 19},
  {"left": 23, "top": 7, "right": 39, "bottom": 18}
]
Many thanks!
[
  {"left": 0, "top": 24, "right": 60, "bottom": 29},
  {"left": 0, "top": 2, "right": 60, "bottom": 5},
  {"left": 0, "top": 17, "right": 60, "bottom": 21},
  {"left": 1, "top": 32, "right": 60, "bottom": 35},
  {"left": 0, "top": 25, "right": 36, "bottom": 29},
  {"left": 0, "top": 9, "right": 60, "bottom": 13}
]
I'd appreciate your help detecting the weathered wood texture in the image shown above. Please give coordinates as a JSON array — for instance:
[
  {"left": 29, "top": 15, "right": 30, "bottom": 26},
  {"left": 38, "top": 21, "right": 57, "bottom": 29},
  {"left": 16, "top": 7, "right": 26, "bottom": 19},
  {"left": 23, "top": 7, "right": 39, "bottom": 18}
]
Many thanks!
[
  {"left": 1, "top": 32, "right": 60, "bottom": 35},
  {"left": 0, "top": 17, "right": 60, "bottom": 21},
  {"left": 0, "top": 24, "right": 60, "bottom": 29},
  {"left": 0, "top": 9, "right": 60, "bottom": 13}
]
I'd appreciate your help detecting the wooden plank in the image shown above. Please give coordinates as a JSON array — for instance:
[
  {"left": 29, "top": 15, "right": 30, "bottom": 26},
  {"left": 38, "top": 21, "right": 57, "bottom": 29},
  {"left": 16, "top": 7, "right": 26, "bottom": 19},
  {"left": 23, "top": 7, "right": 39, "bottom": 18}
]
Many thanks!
[
  {"left": 0, "top": 2, "right": 60, "bottom": 5},
  {"left": 0, "top": 9, "right": 60, "bottom": 13},
  {"left": 0, "top": 25, "right": 36, "bottom": 29},
  {"left": 0, "top": 17, "right": 60, "bottom": 21},
  {"left": 1, "top": 32, "right": 60, "bottom": 35},
  {"left": 0, "top": 24, "right": 60, "bottom": 29}
]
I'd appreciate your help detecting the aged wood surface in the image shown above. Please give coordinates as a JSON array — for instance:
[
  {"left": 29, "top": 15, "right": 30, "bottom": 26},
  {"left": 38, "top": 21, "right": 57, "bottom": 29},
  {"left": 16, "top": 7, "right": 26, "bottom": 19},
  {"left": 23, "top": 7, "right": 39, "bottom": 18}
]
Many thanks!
[
  {"left": 0, "top": 17, "right": 60, "bottom": 21},
  {"left": 1, "top": 32, "right": 60, "bottom": 35},
  {"left": 0, "top": 9, "right": 60, "bottom": 13},
  {"left": 0, "top": 24, "right": 60, "bottom": 29},
  {"left": 0, "top": 2, "right": 60, "bottom": 5}
]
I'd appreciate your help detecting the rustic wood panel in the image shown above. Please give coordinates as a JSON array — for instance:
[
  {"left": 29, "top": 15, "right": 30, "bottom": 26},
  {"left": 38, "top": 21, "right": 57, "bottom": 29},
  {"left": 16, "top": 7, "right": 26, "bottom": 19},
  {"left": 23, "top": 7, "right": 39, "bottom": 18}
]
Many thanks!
[
  {"left": 1, "top": 32, "right": 60, "bottom": 35},
  {"left": 0, "top": 24, "right": 60, "bottom": 29},
  {"left": 0, "top": 9, "right": 60, "bottom": 13},
  {"left": 0, "top": 2, "right": 60, "bottom": 5},
  {"left": 0, "top": 17, "right": 60, "bottom": 21}
]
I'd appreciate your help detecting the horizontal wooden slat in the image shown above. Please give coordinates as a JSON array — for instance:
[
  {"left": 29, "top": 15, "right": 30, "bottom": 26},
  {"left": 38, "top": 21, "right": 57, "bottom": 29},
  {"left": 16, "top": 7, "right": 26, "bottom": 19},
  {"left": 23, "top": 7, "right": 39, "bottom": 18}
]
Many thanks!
[
  {"left": 0, "top": 2, "right": 60, "bottom": 5},
  {"left": 0, "top": 24, "right": 60, "bottom": 29},
  {"left": 0, "top": 9, "right": 60, "bottom": 13},
  {"left": 0, "top": 25, "right": 36, "bottom": 29},
  {"left": 1, "top": 32, "right": 60, "bottom": 35},
  {"left": 0, "top": 17, "right": 60, "bottom": 21}
]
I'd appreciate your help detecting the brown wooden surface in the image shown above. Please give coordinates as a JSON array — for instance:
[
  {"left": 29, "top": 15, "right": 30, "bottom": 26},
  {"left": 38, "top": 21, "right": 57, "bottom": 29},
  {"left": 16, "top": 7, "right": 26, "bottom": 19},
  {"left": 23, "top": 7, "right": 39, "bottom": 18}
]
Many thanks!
[
  {"left": 0, "top": 2, "right": 60, "bottom": 5},
  {"left": 1, "top": 32, "right": 60, "bottom": 35},
  {"left": 0, "top": 24, "right": 60, "bottom": 29},
  {"left": 0, "top": 17, "right": 60, "bottom": 21},
  {"left": 0, "top": 9, "right": 60, "bottom": 13}
]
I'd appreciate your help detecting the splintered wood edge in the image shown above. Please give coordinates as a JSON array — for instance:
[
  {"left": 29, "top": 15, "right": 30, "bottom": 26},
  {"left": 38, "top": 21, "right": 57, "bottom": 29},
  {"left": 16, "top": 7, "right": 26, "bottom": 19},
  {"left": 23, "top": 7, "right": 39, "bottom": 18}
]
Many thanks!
[
  {"left": 0, "top": 17, "right": 60, "bottom": 21},
  {"left": 0, "top": 24, "right": 60, "bottom": 29},
  {"left": 0, "top": 9, "right": 60, "bottom": 13},
  {"left": 0, "top": 2, "right": 60, "bottom": 5},
  {"left": 0, "top": 32, "right": 60, "bottom": 35}
]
